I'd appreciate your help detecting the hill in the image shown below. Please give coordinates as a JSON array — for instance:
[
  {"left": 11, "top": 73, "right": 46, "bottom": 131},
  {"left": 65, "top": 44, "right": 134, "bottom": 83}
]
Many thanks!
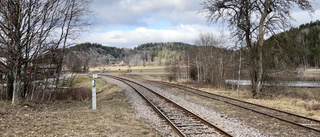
[
  {"left": 64, "top": 42, "right": 193, "bottom": 71},
  {"left": 132, "top": 42, "right": 193, "bottom": 66},
  {"left": 68, "top": 43, "right": 128, "bottom": 59},
  {"left": 264, "top": 20, "right": 320, "bottom": 68}
]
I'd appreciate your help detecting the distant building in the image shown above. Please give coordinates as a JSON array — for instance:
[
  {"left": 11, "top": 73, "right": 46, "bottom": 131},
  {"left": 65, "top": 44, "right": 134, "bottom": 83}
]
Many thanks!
[
  {"left": 119, "top": 60, "right": 126, "bottom": 66},
  {"left": 28, "top": 49, "right": 65, "bottom": 79}
]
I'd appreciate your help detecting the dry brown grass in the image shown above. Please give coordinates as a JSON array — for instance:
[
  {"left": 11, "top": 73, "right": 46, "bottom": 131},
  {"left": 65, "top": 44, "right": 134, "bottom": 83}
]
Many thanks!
[
  {"left": 303, "top": 69, "right": 320, "bottom": 78},
  {"left": 0, "top": 77, "right": 159, "bottom": 136},
  {"left": 245, "top": 98, "right": 320, "bottom": 119},
  {"left": 71, "top": 75, "right": 107, "bottom": 92},
  {"left": 202, "top": 87, "right": 320, "bottom": 120},
  {"left": 90, "top": 66, "right": 166, "bottom": 73}
]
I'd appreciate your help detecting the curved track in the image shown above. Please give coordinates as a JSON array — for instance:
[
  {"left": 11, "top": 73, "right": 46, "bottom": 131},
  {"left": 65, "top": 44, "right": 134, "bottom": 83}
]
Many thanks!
[
  {"left": 151, "top": 80, "right": 320, "bottom": 133},
  {"left": 105, "top": 75, "right": 232, "bottom": 137}
]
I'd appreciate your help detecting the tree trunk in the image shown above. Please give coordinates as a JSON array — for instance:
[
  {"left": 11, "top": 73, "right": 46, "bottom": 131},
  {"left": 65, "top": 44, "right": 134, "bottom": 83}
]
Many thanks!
[
  {"left": 251, "top": 1, "right": 269, "bottom": 97},
  {"left": 237, "top": 50, "right": 242, "bottom": 91},
  {"left": 251, "top": 69, "right": 262, "bottom": 97},
  {"left": 187, "top": 57, "right": 190, "bottom": 81},
  {"left": 11, "top": 67, "right": 20, "bottom": 104},
  {"left": 196, "top": 57, "right": 200, "bottom": 83},
  {"left": 250, "top": 41, "right": 263, "bottom": 97},
  {"left": 6, "top": 74, "right": 14, "bottom": 100},
  {"left": 251, "top": 39, "right": 264, "bottom": 96}
]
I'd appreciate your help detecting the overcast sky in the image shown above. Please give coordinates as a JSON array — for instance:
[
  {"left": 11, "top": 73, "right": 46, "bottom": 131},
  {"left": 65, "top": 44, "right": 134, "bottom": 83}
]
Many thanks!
[{"left": 79, "top": 0, "right": 320, "bottom": 48}]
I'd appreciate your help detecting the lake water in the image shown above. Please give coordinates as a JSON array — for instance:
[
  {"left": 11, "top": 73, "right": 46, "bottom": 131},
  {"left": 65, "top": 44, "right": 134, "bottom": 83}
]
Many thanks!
[{"left": 225, "top": 80, "right": 320, "bottom": 88}]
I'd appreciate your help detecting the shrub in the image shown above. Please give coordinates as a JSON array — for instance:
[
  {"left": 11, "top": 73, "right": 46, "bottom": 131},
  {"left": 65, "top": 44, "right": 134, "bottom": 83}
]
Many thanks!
[{"left": 53, "top": 88, "right": 91, "bottom": 101}]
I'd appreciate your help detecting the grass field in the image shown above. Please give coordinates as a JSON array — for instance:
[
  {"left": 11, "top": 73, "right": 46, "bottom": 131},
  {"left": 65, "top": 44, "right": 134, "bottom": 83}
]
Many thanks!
[
  {"left": 0, "top": 75, "right": 159, "bottom": 136},
  {"left": 194, "top": 86, "right": 320, "bottom": 121},
  {"left": 89, "top": 66, "right": 166, "bottom": 73}
]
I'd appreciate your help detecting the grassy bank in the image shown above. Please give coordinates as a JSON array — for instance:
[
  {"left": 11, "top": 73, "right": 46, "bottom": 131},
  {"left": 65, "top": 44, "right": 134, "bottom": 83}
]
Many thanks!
[
  {"left": 200, "top": 87, "right": 320, "bottom": 120},
  {"left": 90, "top": 66, "right": 166, "bottom": 73},
  {"left": 0, "top": 75, "right": 159, "bottom": 136}
]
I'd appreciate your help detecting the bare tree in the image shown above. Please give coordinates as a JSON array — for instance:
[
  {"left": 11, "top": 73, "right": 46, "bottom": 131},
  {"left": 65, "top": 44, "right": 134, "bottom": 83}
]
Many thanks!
[
  {"left": 201, "top": 0, "right": 314, "bottom": 97},
  {"left": 0, "top": 0, "right": 92, "bottom": 104},
  {"left": 190, "top": 32, "right": 232, "bottom": 87},
  {"left": 166, "top": 51, "right": 185, "bottom": 82}
]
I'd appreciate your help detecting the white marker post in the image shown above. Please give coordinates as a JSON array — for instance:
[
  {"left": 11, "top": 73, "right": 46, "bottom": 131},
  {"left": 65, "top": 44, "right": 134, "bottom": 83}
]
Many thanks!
[{"left": 92, "top": 74, "right": 98, "bottom": 110}]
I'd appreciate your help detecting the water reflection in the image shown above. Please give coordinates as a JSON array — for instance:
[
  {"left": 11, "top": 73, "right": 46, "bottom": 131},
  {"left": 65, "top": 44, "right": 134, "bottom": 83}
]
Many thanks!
[{"left": 225, "top": 80, "right": 320, "bottom": 88}]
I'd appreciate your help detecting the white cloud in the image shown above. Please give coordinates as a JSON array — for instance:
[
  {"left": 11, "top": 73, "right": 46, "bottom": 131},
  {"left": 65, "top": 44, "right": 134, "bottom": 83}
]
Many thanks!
[
  {"left": 80, "top": 24, "right": 226, "bottom": 48},
  {"left": 92, "top": 0, "right": 204, "bottom": 27},
  {"left": 82, "top": 0, "right": 320, "bottom": 48},
  {"left": 291, "top": 9, "right": 320, "bottom": 27},
  {"left": 82, "top": 0, "right": 230, "bottom": 48}
]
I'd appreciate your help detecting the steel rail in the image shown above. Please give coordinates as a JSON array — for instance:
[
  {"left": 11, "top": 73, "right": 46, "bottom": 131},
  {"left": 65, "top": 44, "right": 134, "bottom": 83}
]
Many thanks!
[
  {"left": 105, "top": 75, "right": 232, "bottom": 137},
  {"left": 155, "top": 81, "right": 320, "bottom": 133},
  {"left": 118, "top": 78, "right": 185, "bottom": 136}
]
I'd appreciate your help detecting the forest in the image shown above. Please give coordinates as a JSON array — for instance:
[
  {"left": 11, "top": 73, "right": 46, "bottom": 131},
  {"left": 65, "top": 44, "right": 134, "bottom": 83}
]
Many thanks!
[
  {"left": 264, "top": 20, "right": 320, "bottom": 68},
  {"left": 64, "top": 42, "right": 193, "bottom": 71},
  {"left": 63, "top": 20, "right": 320, "bottom": 87},
  {"left": 1, "top": 15, "right": 319, "bottom": 101}
]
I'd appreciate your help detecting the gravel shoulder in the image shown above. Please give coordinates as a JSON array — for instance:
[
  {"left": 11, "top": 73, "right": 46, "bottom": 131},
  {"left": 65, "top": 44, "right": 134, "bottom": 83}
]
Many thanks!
[
  {"left": 156, "top": 84, "right": 320, "bottom": 136},
  {"left": 122, "top": 74, "right": 320, "bottom": 136},
  {"left": 108, "top": 75, "right": 266, "bottom": 136},
  {"left": 100, "top": 75, "right": 177, "bottom": 136}
]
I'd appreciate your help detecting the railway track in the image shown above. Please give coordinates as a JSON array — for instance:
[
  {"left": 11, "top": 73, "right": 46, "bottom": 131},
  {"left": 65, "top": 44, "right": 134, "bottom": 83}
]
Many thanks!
[
  {"left": 105, "top": 75, "right": 232, "bottom": 137},
  {"left": 151, "top": 80, "right": 320, "bottom": 133}
]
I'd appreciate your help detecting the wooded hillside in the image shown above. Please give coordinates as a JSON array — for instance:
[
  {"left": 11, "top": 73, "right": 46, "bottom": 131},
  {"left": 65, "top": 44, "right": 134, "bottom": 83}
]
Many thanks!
[
  {"left": 64, "top": 42, "right": 193, "bottom": 71},
  {"left": 264, "top": 20, "right": 320, "bottom": 68},
  {"left": 65, "top": 20, "right": 320, "bottom": 75}
]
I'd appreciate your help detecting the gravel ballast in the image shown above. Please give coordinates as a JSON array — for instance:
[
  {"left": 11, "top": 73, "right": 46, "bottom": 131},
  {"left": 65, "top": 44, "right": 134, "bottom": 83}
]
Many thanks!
[
  {"left": 103, "top": 75, "right": 320, "bottom": 136},
  {"left": 101, "top": 76, "right": 177, "bottom": 136},
  {"left": 103, "top": 75, "right": 268, "bottom": 136}
]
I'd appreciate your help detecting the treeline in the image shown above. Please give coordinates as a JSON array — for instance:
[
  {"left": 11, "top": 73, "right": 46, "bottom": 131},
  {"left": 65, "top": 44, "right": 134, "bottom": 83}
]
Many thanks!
[
  {"left": 134, "top": 42, "right": 192, "bottom": 52},
  {"left": 65, "top": 20, "right": 320, "bottom": 88},
  {"left": 167, "top": 20, "right": 320, "bottom": 88},
  {"left": 0, "top": 0, "right": 91, "bottom": 103},
  {"left": 166, "top": 33, "right": 239, "bottom": 87},
  {"left": 130, "top": 42, "right": 192, "bottom": 66},
  {"left": 64, "top": 42, "right": 193, "bottom": 70},
  {"left": 264, "top": 20, "right": 320, "bottom": 68},
  {"left": 68, "top": 43, "right": 128, "bottom": 59}
]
